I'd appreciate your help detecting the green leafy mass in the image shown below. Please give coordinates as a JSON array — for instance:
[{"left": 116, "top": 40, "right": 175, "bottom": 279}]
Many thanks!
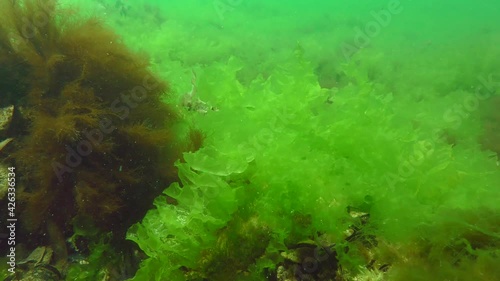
[{"left": 126, "top": 51, "right": 500, "bottom": 280}]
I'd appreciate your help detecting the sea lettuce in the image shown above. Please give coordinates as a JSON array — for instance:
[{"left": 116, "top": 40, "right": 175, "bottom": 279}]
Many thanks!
[
  {"left": 126, "top": 147, "right": 247, "bottom": 280},
  {"left": 127, "top": 51, "right": 500, "bottom": 280}
]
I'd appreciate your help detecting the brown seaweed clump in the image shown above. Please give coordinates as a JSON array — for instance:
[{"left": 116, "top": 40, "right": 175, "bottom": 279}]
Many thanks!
[{"left": 0, "top": 0, "right": 200, "bottom": 263}]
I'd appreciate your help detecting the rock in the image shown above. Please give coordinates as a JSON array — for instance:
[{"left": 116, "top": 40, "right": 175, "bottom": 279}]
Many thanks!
[
  {"left": 5, "top": 247, "right": 61, "bottom": 281},
  {"left": 0, "top": 161, "right": 9, "bottom": 200},
  {"left": 0, "top": 138, "right": 13, "bottom": 152},
  {"left": 19, "top": 246, "right": 54, "bottom": 265},
  {"left": 0, "top": 105, "right": 14, "bottom": 135}
]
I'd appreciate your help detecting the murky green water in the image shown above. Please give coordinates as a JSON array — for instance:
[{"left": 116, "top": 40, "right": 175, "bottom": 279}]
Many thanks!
[{"left": 1, "top": 0, "right": 499, "bottom": 280}]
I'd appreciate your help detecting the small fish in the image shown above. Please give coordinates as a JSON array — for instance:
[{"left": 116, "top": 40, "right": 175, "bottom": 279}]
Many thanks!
[{"left": 181, "top": 71, "right": 218, "bottom": 114}]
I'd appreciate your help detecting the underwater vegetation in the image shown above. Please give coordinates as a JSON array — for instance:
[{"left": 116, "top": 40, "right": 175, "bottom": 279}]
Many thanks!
[
  {"left": 124, "top": 52, "right": 500, "bottom": 281},
  {"left": 0, "top": 0, "right": 499, "bottom": 280},
  {"left": 0, "top": 0, "right": 199, "bottom": 277}
]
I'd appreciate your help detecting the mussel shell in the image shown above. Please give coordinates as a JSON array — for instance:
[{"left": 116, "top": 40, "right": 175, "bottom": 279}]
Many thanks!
[{"left": 8, "top": 264, "right": 62, "bottom": 281}]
